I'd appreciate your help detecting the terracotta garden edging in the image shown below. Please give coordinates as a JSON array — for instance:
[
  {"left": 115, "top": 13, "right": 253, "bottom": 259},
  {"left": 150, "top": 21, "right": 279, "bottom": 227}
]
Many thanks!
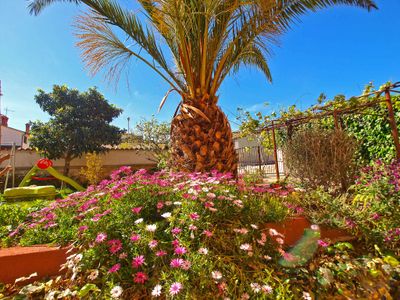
[
  {"left": 0, "top": 217, "right": 352, "bottom": 285},
  {"left": 0, "top": 245, "right": 70, "bottom": 285},
  {"left": 264, "top": 216, "right": 354, "bottom": 246}
]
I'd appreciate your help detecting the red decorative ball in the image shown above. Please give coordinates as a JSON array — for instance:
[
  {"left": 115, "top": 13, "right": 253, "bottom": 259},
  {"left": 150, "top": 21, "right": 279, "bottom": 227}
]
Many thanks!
[{"left": 37, "top": 158, "right": 53, "bottom": 170}]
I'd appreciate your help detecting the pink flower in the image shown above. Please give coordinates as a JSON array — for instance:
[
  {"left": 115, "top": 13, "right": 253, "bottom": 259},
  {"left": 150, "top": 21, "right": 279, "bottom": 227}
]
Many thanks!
[
  {"left": 156, "top": 250, "right": 167, "bottom": 257},
  {"left": 207, "top": 193, "right": 216, "bottom": 199},
  {"left": 371, "top": 213, "right": 381, "bottom": 220},
  {"left": 108, "top": 263, "right": 121, "bottom": 273},
  {"left": 261, "top": 285, "right": 273, "bottom": 294},
  {"left": 130, "top": 234, "right": 141, "bottom": 242},
  {"left": 149, "top": 240, "right": 158, "bottom": 249},
  {"left": 78, "top": 225, "right": 88, "bottom": 232},
  {"left": 233, "top": 228, "right": 248, "bottom": 234},
  {"left": 204, "top": 202, "right": 214, "bottom": 208},
  {"left": 170, "top": 258, "right": 184, "bottom": 268},
  {"left": 108, "top": 239, "right": 123, "bottom": 254},
  {"left": 318, "top": 240, "right": 330, "bottom": 247},
  {"left": 203, "top": 230, "right": 213, "bottom": 237},
  {"left": 188, "top": 224, "right": 198, "bottom": 231},
  {"left": 181, "top": 260, "right": 191, "bottom": 270},
  {"left": 174, "top": 246, "right": 186, "bottom": 255},
  {"left": 169, "top": 282, "right": 182, "bottom": 296},
  {"left": 132, "top": 255, "right": 145, "bottom": 268},
  {"left": 211, "top": 270, "right": 222, "bottom": 280},
  {"left": 95, "top": 232, "right": 107, "bottom": 243},
  {"left": 172, "top": 239, "right": 180, "bottom": 248},
  {"left": 133, "top": 272, "right": 148, "bottom": 284},
  {"left": 171, "top": 228, "right": 182, "bottom": 235},
  {"left": 131, "top": 206, "right": 142, "bottom": 214},
  {"left": 156, "top": 201, "right": 164, "bottom": 209},
  {"left": 189, "top": 213, "right": 199, "bottom": 220},
  {"left": 345, "top": 218, "right": 356, "bottom": 229},
  {"left": 119, "top": 252, "right": 128, "bottom": 259}
]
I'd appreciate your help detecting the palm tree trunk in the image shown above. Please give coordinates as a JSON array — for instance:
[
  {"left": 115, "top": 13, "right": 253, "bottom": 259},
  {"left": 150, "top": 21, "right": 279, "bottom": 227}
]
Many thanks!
[{"left": 170, "top": 100, "right": 237, "bottom": 175}]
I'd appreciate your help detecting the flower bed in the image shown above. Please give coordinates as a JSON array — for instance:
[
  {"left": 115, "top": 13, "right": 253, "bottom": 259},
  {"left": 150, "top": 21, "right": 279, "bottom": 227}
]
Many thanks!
[{"left": 2, "top": 167, "right": 399, "bottom": 299}]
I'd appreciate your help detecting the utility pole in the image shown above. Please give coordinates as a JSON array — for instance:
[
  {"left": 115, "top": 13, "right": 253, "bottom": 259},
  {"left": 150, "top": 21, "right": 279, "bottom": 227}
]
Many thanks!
[{"left": 127, "top": 117, "right": 131, "bottom": 133}]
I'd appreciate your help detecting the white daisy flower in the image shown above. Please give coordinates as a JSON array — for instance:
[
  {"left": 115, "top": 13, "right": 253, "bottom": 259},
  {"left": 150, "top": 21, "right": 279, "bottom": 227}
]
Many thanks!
[
  {"left": 161, "top": 212, "right": 172, "bottom": 218},
  {"left": 134, "top": 218, "right": 144, "bottom": 224},
  {"left": 110, "top": 286, "right": 123, "bottom": 299},
  {"left": 146, "top": 224, "right": 157, "bottom": 232},
  {"left": 151, "top": 284, "right": 162, "bottom": 297}
]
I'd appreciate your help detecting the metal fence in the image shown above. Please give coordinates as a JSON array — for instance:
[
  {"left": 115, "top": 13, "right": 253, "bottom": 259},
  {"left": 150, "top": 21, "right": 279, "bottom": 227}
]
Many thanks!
[{"left": 236, "top": 146, "right": 285, "bottom": 176}]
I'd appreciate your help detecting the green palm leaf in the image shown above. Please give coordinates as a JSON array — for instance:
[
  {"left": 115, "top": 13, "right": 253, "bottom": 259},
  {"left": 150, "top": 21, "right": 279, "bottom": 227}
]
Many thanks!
[{"left": 29, "top": 0, "right": 377, "bottom": 100}]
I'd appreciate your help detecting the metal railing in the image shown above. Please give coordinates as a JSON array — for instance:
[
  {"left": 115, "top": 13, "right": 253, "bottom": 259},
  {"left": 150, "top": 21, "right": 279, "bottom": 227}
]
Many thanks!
[{"left": 236, "top": 146, "right": 285, "bottom": 176}]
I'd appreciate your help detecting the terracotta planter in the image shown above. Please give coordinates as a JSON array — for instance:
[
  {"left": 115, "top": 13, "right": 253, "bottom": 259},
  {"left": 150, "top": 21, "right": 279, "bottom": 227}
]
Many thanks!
[
  {"left": 0, "top": 245, "right": 70, "bottom": 284},
  {"left": 0, "top": 218, "right": 352, "bottom": 284},
  {"left": 264, "top": 216, "right": 353, "bottom": 246}
]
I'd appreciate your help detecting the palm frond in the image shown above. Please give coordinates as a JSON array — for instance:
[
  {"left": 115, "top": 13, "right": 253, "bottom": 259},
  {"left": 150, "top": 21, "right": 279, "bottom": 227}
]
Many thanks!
[
  {"left": 28, "top": 0, "right": 80, "bottom": 16},
  {"left": 30, "top": 0, "right": 377, "bottom": 102},
  {"left": 75, "top": 11, "right": 181, "bottom": 90},
  {"left": 210, "top": 0, "right": 377, "bottom": 95}
]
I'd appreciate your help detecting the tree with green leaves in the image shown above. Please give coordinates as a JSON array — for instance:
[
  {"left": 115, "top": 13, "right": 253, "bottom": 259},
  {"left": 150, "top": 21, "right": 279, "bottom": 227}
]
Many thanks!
[
  {"left": 136, "top": 117, "right": 170, "bottom": 169},
  {"left": 29, "top": 0, "right": 377, "bottom": 174},
  {"left": 30, "top": 85, "right": 123, "bottom": 175}
]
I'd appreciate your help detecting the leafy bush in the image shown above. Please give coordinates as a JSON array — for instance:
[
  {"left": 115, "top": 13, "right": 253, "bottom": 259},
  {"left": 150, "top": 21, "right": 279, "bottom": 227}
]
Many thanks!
[
  {"left": 352, "top": 160, "right": 400, "bottom": 204},
  {"left": 80, "top": 152, "right": 104, "bottom": 185},
  {"left": 0, "top": 200, "right": 49, "bottom": 247},
  {"left": 343, "top": 96, "right": 400, "bottom": 164},
  {"left": 293, "top": 159, "right": 400, "bottom": 253},
  {"left": 286, "top": 242, "right": 400, "bottom": 298},
  {"left": 284, "top": 128, "right": 357, "bottom": 192}
]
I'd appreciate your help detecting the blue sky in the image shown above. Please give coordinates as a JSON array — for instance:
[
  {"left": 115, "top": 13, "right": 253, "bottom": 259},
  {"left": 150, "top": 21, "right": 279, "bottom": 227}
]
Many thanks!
[{"left": 0, "top": 0, "right": 399, "bottom": 131}]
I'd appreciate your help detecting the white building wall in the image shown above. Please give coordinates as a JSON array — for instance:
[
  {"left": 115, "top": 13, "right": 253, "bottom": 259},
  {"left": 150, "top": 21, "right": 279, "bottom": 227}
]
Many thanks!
[{"left": 1, "top": 126, "right": 29, "bottom": 148}]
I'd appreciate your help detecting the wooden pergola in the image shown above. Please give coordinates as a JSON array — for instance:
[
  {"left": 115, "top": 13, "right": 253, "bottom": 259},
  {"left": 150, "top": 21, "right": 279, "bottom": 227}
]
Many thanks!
[{"left": 260, "top": 82, "right": 400, "bottom": 181}]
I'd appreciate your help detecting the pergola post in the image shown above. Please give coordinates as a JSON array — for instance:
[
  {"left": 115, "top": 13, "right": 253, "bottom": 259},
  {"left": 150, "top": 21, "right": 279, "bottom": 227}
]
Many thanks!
[
  {"left": 271, "top": 121, "right": 280, "bottom": 182},
  {"left": 385, "top": 89, "right": 400, "bottom": 160},
  {"left": 333, "top": 110, "right": 340, "bottom": 131}
]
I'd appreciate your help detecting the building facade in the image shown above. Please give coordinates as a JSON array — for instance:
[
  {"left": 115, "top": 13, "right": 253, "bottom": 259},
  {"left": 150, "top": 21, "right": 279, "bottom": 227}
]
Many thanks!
[{"left": 0, "top": 115, "right": 30, "bottom": 149}]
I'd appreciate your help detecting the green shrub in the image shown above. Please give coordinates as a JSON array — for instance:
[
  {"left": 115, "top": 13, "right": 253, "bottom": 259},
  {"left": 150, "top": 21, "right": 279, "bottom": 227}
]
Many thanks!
[{"left": 0, "top": 200, "right": 49, "bottom": 247}]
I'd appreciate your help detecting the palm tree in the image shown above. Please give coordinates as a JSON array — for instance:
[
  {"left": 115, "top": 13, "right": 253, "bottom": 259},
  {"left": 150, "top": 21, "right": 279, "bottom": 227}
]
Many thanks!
[{"left": 29, "top": 0, "right": 376, "bottom": 174}]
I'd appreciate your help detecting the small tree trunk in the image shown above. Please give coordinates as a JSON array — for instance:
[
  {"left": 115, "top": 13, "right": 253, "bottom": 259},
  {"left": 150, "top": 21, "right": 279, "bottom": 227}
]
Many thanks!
[
  {"left": 63, "top": 155, "right": 72, "bottom": 176},
  {"left": 170, "top": 98, "right": 237, "bottom": 175}
]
